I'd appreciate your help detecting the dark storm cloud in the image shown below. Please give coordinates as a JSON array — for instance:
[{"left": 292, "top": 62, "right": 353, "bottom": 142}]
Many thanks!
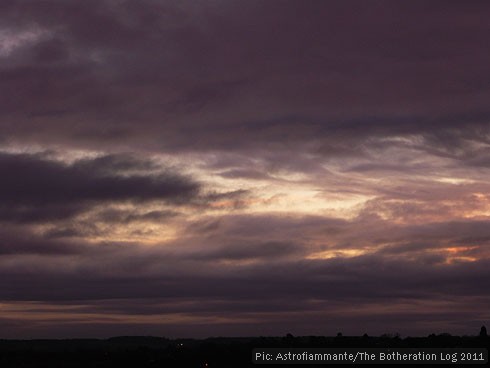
[
  {"left": 3, "top": 212, "right": 489, "bottom": 300},
  {"left": 0, "top": 152, "right": 199, "bottom": 210},
  {"left": 0, "top": 228, "right": 86, "bottom": 255},
  {"left": 72, "top": 153, "right": 161, "bottom": 175},
  {"left": 188, "top": 241, "right": 302, "bottom": 261},
  {"left": 179, "top": 213, "right": 490, "bottom": 267},
  {"left": 178, "top": 212, "right": 490, "bottom": 266},
  {"left": 0, "top": 211, "right": 489, "bottom": 337},
  {"left": 0, "top": 203, "right": 85, "bottom": 223},
  {"left": 1, "top": 0, "right": 489, "bottom": 155},
  {"left": 0, "top": 245, "right": 489, "bottom": 303},
  {"left": 1, "top": 0, "right": 490, "bottom": 338}
]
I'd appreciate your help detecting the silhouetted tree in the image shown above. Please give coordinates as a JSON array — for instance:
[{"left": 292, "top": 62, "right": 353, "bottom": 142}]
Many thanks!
[{"left": 480, "top": 325, "right": 487, "bottom": 338}]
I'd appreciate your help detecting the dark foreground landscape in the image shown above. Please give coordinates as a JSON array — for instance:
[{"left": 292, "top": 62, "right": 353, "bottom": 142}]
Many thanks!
[{"left": 0, "top": 332, "right": 488, "bottom": 368}]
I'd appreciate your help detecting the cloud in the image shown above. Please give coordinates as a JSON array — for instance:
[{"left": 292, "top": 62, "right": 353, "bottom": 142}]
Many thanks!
[
  {"left": 0, "top": 208, "right": 489, "bottom": 336},
  {"left": 0, "top": 242, "right": 488, "bottom": 320},
  {"left": 0, "top": 228, "right": 86, "bottom": 255},
  {"left": 93, "top": 208, "right": 179, "bottom": 225},
  {"left": 1, "top": 0, "right": 490, "bottom": 338},
  {"left": 0, "top": 0, "right": 489, "bottom": 156},
  {"left": 0, "top": 152, "right": 199, "bottom": 223}
]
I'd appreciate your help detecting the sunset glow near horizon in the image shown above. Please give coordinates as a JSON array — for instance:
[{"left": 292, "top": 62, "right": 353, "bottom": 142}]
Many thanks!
[{"left": 1, "top": 1, "right": 489, "bottom": 339}]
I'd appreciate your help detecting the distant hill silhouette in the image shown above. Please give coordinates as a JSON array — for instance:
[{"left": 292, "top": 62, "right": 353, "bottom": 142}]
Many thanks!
[{"left": 0, "top": 330, "right": 487, "bottom": 367}]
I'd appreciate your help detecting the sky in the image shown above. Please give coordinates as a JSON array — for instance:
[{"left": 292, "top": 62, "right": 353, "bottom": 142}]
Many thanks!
[{"left": 1, "top": 0, "right": 490, "bottom": 339}]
